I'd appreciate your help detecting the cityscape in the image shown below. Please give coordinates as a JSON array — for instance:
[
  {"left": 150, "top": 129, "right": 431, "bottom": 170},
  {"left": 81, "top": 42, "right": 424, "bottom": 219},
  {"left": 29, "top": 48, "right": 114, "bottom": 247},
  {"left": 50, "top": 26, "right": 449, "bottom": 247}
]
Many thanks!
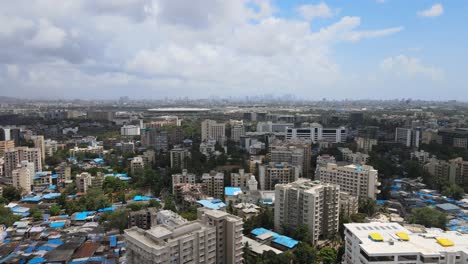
[{"left": 1, "top": 1, "right": 468, "bottom": 264}]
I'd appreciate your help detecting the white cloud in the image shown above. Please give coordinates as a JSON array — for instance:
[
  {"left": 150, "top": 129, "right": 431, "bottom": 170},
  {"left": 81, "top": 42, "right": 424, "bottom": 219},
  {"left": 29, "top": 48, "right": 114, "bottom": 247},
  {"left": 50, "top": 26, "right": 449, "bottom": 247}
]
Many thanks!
[
  {"left": 417, "top": 4, "right": 443, "bottom": 17},
  {"left": 27, "top": 19, "right": 67, "bottom": 49},
  {"left": 380, "top": 55, "right": 444, "bottom": 80},
  {"left": 297, "top": 2, "right": 334, "bottom": 20}
]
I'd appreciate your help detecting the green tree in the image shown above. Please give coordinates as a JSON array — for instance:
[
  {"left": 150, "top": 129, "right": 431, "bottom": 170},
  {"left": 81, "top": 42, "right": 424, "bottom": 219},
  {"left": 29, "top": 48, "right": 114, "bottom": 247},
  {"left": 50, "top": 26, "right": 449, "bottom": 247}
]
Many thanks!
[
  {"left": 127, "top": 202, "right": 145, "bottom": 211},
  {"left": 441, "top": 184, "right": 465, "bottom": 200},
  {"left": 2, "top": 186, "right": 21, "bottom": 202},
  {"left": 319, "top": 247, "right": 337, "bottom": 264},
  {"left": 100, "top": 210, "right": 129, "bottom": 233},
  {"left": 293, "top": 243, "right": 319, "bottom": 264},
  {"left": 78, "top": 188, "right": 111, "bottom": 211},
  {"left": 163, "top": 195, "right": 177, "bottom": 212},
  {"left": 49, "top": 205, "right": 61, "bottom": 216},
  {"left": 359, "top": 198, "right": 378, "bottom": 217},
  {"left": 409, "top": 207, "right": 447, "bottom": 229},
  {"left": 292, "top": 224, "right": 312, "bottom": 243},
  {"left": 0, "top": 206, "right": 21, "bottom": 227},
  {"left": 148, "top": 199, "right": 161, "bottom": 209}
]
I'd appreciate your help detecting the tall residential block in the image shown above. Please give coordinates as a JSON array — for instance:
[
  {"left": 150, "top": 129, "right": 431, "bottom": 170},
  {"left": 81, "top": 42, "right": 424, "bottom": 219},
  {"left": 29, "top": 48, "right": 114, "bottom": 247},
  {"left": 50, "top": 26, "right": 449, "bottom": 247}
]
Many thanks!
[
  {"left": 201, "top": 119, "right": 226, "bottom": 144},
  {"left": 12, "top": 161, "right": 35, "bottom": 194},
  {"left": 0, "top": 140, "right": 15, "bottom": 158},
  {"left": 202, "top": 171, "right": 224, "bottom": 198},
  {"left": 169, "top": 146, "right": 190, "bottom": 170},
  {"left": 130, "top": 156, "right": 145, "bottom": 175},
  {"left": 124, "top": 209, "right": 243, "bottom": 264},
  {"left": 172, "top": 169, "right": 197, "bottom": 193},
  {"left": 268, "top": 141, "right": 311, "bottom": 178},
  {"left": 259, "top": 162, "right": 299, "bottom": 190},
  {"left": 274, "top": 179, "right": 340, "bottom": 244},
  {"left": 4, "top": 147, "right": 42, "bottom": 178},
  {"left": 316, "top": 163, "right": 380, "bottom": 200},
  {"left": 395, "top": 127, "right": 420, "bottom": 148}
]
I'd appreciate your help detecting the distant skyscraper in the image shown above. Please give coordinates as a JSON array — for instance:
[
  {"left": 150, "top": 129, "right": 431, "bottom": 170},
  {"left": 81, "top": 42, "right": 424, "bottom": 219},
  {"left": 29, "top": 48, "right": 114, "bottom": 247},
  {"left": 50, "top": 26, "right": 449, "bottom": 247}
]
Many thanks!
[{"left": 9, "top": 128, "right": 20, "bottom": 146}]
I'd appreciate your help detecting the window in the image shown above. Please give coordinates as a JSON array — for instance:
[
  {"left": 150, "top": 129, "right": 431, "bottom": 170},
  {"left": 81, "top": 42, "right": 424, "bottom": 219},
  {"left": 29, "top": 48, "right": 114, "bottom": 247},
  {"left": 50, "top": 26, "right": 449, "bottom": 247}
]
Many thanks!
[
  {"left": 368, "top": 256, "right": 395, "bottom": 262},
  {"left": 398, "top": 255, "right": 418, "bottom": 261},
  {"left": 420, "top": 256, "right": 439, "bottom": 263}
]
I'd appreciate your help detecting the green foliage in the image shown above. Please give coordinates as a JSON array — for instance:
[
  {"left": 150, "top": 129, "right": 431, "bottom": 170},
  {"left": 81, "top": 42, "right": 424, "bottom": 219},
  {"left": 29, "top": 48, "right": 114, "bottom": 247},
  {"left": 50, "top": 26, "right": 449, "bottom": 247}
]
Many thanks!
[
  {"left": 30, "top": 208, "right": 43, "bottom": 221},
  {"left": 292, "top": 243, "right": 319, "bottom": 264},
  {"left": 127, "top": 202, "right": 145, "bottom": 211},
  {"left": 49, "top": 204, "right": 61, "bottom": 216},
  {"left": 103, "top": 177, "right": 128, "bottom": 194},
  {"left": 148, "top": 199, "right": 161, "bottom": 209},
  {"left": 350, "top": 213, "right": 367, "bottom": 223},
  {"left": 179, "top": 206, "right": 198, "bottom": 221},
  {"left": 0, "top": 206, "right": 22, "bottom": 227},
  {"left": 99, "top": 209, "right": 129, "bottom": 233},
  {"left": 318, "top": 247, "right": 337, "bottom": 264},
  {"left": 243, "top": 207, "right": 274, "bottom": 235},
  {"left": 420, "top": 143, "right": 468, "bottom": 161},
  {"left": 163, "top": 195, "right": 177, "bottom": 212},
  {"left": 358, "top": 198, "right": 378, "bottom": 217},
  {"left": 409, "top": 207, "right": 447, "bottom": 229},
  {"left": 292, "top": 224, "right": 312, "bottom": 243},
  {"left": 441, "top": 184, "right": 465, "bottom": 200},
  {"left": 2, "top": 186, "right": 21, "bottom": 202}
]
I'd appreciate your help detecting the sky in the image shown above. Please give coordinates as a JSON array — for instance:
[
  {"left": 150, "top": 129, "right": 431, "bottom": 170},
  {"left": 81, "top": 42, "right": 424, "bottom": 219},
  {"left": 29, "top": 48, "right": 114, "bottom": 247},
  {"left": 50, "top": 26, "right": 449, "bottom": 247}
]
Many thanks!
[{"left": 0, "top": 0, "right": 467, "bottom": 100}]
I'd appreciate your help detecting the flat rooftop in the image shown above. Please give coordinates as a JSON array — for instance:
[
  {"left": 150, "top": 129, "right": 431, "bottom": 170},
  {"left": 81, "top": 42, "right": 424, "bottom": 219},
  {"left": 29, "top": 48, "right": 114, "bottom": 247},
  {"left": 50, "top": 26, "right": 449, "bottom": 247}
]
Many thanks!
[{"left": 345, "top": 222, "right": 468, "bottom": 256}]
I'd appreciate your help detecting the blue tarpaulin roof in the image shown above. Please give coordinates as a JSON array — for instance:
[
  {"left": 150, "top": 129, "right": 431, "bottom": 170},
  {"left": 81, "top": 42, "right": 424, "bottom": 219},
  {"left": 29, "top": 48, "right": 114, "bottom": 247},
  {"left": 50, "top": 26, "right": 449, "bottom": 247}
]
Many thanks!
[
  {"left": 110, "top": 235, "right": 117, "bottom": 247},
  {"left": 133, "top": 195, "right": 150, "bottom": 201},
  {"left": 250, "top": 228, "right": 298, "bottom": 249},
  {"left": 28, "top": 257, "right": 45, "bottom": 264},
  {"left": 22, "top": 197, "right": 42, "bottom": 202},
  {"left": 47, "top": 239, "right": 63, "bottom": 245},
  {"left": 49, "top": 222, "right": 66, "bottom": 228},
  {"left": 43, "top": 193, "right": 61, "bottom": 199},
  {"left": 197, "top": 199, "right": 226, "bottom": 210},
  {"left": 98, "top": 207, "right": 115, "bottom": 212},
  {"left": 224, "top": 187, "right": 242, "bottom": 196},
  {"left": 73, "top": 212, "right": 88, "bottom": 221}
]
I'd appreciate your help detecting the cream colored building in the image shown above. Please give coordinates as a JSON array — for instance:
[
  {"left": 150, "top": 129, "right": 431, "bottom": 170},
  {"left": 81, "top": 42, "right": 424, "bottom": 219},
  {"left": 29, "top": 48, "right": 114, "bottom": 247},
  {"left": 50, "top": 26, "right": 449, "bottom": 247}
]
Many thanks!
[
  {"left": 130, "top": 156, "right": 145, "bottom": 174},
  {"left": 125, "top": 209, "right": 243, "bottom": 264},
  {"left": 274, "top": 179, "right": 340, "bottom": 244},
  {"left": 4, "top": 147, "right": 42, "bottom": 178},
  {"left": 76, "top": 172, "right": 93, "bottom": 193},
  {"left": 259, "top": 162, "right": 299, "bottom": 190},
  {"left": 172, "top": 169, "right": 196, "bottom": 193},
  {"left": 0, "top": 140, "right": 15, "bottom": 158},
  {"left": 12, "top": 161, "right": 35, "bottom": 194},
  {"left": 202, "top": 171, "right": 224, "bottom": 198},
  {"left": 316, "top": 163, "right": 380, "bottom": 200},
  {"left": 201, "top": 119, "right": 226, "bottom": 144},
  {"left": 32, "top": 135, "right": 45, "bottom": 161}
]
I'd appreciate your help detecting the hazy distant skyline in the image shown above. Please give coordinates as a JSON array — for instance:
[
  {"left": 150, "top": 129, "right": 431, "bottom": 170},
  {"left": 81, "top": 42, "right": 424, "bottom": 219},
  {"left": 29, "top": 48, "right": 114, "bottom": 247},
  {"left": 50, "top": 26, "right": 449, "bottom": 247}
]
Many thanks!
[{"left": 0, "top": 1, "right": 467, "bottom": 100}]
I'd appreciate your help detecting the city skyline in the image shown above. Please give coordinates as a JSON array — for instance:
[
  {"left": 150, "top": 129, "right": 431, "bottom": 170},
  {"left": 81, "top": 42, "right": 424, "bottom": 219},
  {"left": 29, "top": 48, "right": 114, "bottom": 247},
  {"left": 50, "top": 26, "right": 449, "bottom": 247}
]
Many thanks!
[{"left": 0, "top": 0, "right": 467, "bottom": 100}]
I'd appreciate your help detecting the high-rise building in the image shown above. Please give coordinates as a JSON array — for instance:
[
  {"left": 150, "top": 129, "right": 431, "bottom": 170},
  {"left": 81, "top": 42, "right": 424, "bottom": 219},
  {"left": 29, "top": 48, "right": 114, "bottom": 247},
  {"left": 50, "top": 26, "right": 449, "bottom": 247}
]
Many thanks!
[
  {"left": 438, "top": 128, "right": 468, "bottom": 149},
  {"left": 121, "top": 125, "right": 141, "bottom": 136},
  {"left": 231, "top": 124, "right": 245, "bottom": 142},
  {"left": 286, "top": 123, "right": 347, "bottom": 143},
  {"left": 201, "top": 120, "right": 226, "bottom": 144},
  {"left": 202, "top": 171, "right": 224, "bottom": 198},
  {"left": 268, "top": 141, "right": 311, "bottom": 178},
  {"left": 230, "top": 169, "right": 254, "bottom": 188},
  {"left": 169, "top": 146, "right": 190, "bottom": 170},
  {"left": 124, "top": 208, "right": 243, "bottom": 264},
  {"left": 172, "top": 169, "right": 197, "bottom": 193},
  {"left": 339, "top": 192, "right": 359, "bottom": 217},
  {"left": 424, "top": 157, "right": 468, "bottom": 187},
  {"left": 395, "top": 127, "right": 420, "bottom": 148},
  {"left": 140, "top": 127, "right": 168, "bottom": 153},
  {"left": 0, "top": 140, "right": 15, "bottom": 158},
  {"left": 12, "top": 161, "right": 35, "bottom": 194},
  {"left": 4, "top": 147, "right": 42, "bottom": 178},
  {"left": 316, "top": 163, "right": 380, "bottom": 200},
  {"left": 75, "top": 172, "right": 93, "bottom": 193},
  {"left": 130, "top": 156, "right": 145, "bottom": 175},
  {"left": 9, "top": 128, "right": 20, "bottom": 146},
  {"left": 339, "top": 148, "right": 369, "bottom": 165},
  {"left": 256, "top": 122, "right": 293, "bottom": 133},
  {"left": 274, "top": 179, "right": 340, "bottom": 244},
  {"left": 259, "top": 162, "right": 299, "bottom": 190},
  {"left": 343, "top": 222, "right": 468, "bottom": 264},
  {"left": 0, "top": 128, "right": 5, "bottom": 141},
  {"left": 32, "top": 135, "right": 45, "bottom": 162},
  {"left": 128, "top": 208, "right": 158, "bottom": 230}
]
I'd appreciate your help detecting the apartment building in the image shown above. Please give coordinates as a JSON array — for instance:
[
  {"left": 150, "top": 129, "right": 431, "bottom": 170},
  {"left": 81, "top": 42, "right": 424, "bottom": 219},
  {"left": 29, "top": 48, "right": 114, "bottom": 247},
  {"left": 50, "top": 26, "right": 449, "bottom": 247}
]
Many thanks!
[
  {"left": 316, "top": 163, "right": 380, "bottom": 200},
  {"left": 12, "top": 161, "right": 35, "bottom": 194},
  {"left": 32, "top": 135, "right": 45, "bottom": 162},
  {"left": 124, "top": 209, "right": 243, "bottom": 264},
  {"left": 230, "top": 169, "right": 254, "bottom": 188},
  {"left": 424, "top": 157, "right": 468, "bottom": 187},
  {"left": 256, "top": 122, "right": 293, "bottom": 133},
  {"left": 4, "top": 147, "right": 42, "bottom": 178},
  {"left": 274, "top": 179, "right": 340, "bottom": 244},
  {"left": 286, "top": 123, "right": 347, "bottom": 143},
  {"left": 128, "top": 208, "right": 158, "bottom": 230},
  {"left": 259, "top": 162, "right": 299, "bottom": 190},
  {"left": 230, "top": 121, "right": 245, "bottom": 142},
  {"left": 140, "top": 127, "right": 168, "bottom": 153},
  {"left": 343, "top": 222, "right": 468, "bottom": 264},
  {"left": 169, "top": 146, "right": 190, "bottom": 170},
  {"left": 202, "top": 171, "right": 225, "bottom": 198},
  {"left": 201, "top": 119, "right": 226, "bottom": 144},
  {"left": 172, "top": 169, "right": 197, "bottom": 193},
  {"left": 395, "top": 127, "right": 420, "bottom": 148},
  {"left": 268, "top": 141, "right": 311, "bottom": 178},
  {"left": 130, "top": 156, "right": 145, "bottom": 175},
  {"left": 75, "top": 172, "right": 93, "bottom": 193},
  {"left": 340, "top": 192, "right": 359, "bottom": 217},
  {"left": 0, "top": 140, "right": 15, "bottom": 158},
  {"left": 339, "top": 148, "right": 369, "bottom": 165}
]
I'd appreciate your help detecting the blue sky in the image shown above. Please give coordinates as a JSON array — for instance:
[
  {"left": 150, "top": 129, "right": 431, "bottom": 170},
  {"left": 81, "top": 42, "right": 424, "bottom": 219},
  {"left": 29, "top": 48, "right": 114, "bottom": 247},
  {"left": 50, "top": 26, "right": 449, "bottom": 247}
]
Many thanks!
[{"left": 0, "top": 0, "right": 467, "bottom": 100}]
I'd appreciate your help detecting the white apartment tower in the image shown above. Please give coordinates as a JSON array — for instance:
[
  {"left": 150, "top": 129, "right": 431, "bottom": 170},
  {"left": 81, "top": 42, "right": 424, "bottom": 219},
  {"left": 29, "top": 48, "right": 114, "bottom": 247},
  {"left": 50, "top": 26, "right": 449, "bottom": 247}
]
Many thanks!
[
  {"left": 130, "top": 156, "right": 145, "bottom": 174},
  {"left": 172, "top": 169, "right": 196, "bottom": 193},
  {"left": 274, "top": 179, "right": 340, "bottom": 244},
  {"left": 343, "top": 222, "right": 468, "bottom": 264},
  {"left": 316, "top": 163, "right": 380, "bottom": 200},
  {"left": 201, "top": 119, "right": 226, "bottom": 144}
]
